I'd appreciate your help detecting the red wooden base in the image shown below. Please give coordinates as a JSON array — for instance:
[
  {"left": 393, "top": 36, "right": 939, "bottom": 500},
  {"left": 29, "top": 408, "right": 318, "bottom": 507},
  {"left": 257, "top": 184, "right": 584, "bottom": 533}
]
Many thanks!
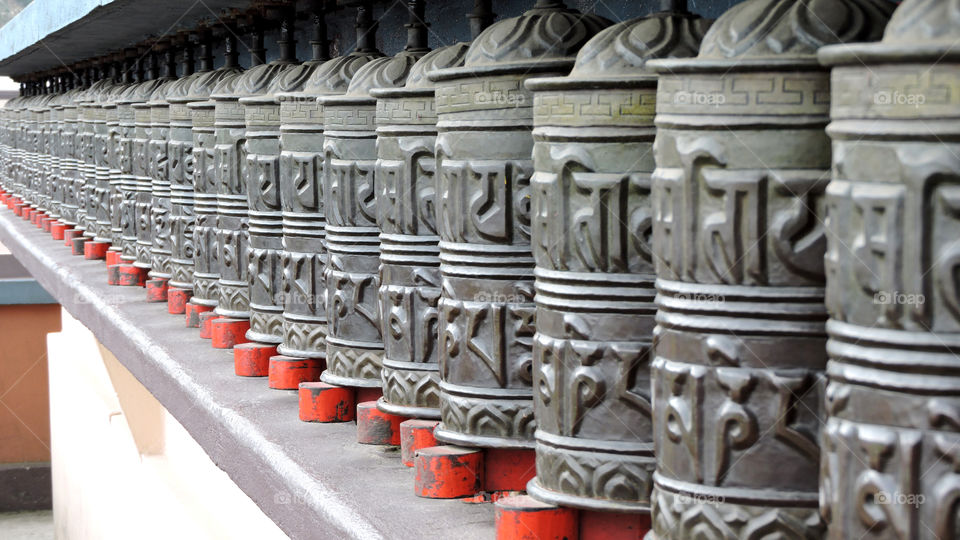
[
  {"left": 356, "top": 401, "right": 406, "bottom": 446},
  {"left": 414, "top": 446, "right": 483, "bottom": 499},
  {"left": 210, "top": 317, "right": 250, "bottom": 349},
  {"left": 198, "top": 312, "right": 222, "bottom": 339},
  {"left": 166, "top": 287, "right": 191, "bottom": 314},
  {"left": 50, "top": 222, "right": 70, "bottom": 241},
  {"left": 33, "top": 212, "right": 46, "bottom": 227},
  {"left": 233, "top": 343, "right": 277, "bottom": 377},
  {"left": 13, "top": 203, "right": 25, "bottom": 216},
  {"left": 106, "top": 264, "right": 120, "bottom": 286},
  {"left": 145, "top": 279, "right": 169, "bottom": 302},
  {"left": 579, "top": 510, "right": 650, "bottom": 540},
  {"left": 105, "top": 250, "right": 122, "bottom": 267},
  {"left": 21, "top": 206, "right": 32, "bottom": 220},
  {"left": 495, "top": 494, "right": 578, "bottom": 540},
  {"left": 267, "top": 355, "right": 323, "bottom": 390},
  {"left": 63, "top": 228, "right": 81, "bottom": 247},
  {"left": 70, "top": 235, "right": 87, "bottom": 256},
  {"left": 185, "top": 303, "right": 215, "bottom": 328},
  {"left": 298, "top": 382, "right": 355, "bottom": 422},
  {"left": 117, "top": 264, "right": 148, "bottom": 287},
  {"left": 41, "top": 217, "right": 53, "bottom": 232},
  {"left": 484, "top": 448, "right": 536, "bottom": 493},
  {"left": 83, "top": 240, "right": 110, "bottom": 260},
  {"left": 400, "top": 419, "right": 440, "bottom": 467}
]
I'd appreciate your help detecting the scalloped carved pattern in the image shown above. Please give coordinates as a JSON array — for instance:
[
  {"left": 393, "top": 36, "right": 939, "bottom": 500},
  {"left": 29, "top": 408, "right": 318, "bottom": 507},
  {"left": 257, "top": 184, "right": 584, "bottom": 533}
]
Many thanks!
[{"left": 698, "top": 0, "right": 893, "bottom": 59}]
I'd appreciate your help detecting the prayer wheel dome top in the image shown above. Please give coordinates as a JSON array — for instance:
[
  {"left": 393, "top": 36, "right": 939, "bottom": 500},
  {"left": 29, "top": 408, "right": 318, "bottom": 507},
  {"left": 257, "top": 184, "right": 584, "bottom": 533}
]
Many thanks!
[
  {"left": 337, "top": 49, "right": 425, "bottom": 100},
  {"left": 432, "top": 0, "right": 611, "bottom": 80},
  {"left": 166, "top": 71, "right": 203, "bottom": 102},
  {"left": 653, "top": 0, "right": 893, "bottom": 71},
  {"left": 185, "top": 67, "right": 243, "bottom": 101},
  {"left": 527, "top": 9, "right": 711, "bottom": 91},
  {"left": 884, "top": 0, "right": 960, "bottom": 44},
  {"left": 405, "top": 42, "right": 470, "bottom": 90},
  {"left": 820, "top": 0, "right": 960, "bottom": 65},
  {"left": 569, "top": 11, "right": 711, "bottom": 78},
  {"left": 301, "top": 51, "right": 383, "bottom": 96},
  {"left": 230, "top": 60, "right": 298, "bottom": 98},
  {"left": 267, "top": 57, "right": 326, "bottom": 95},
  {"left": 115, "top": 77, "right": 166, "bottom": 104},
  {"left": 146, "top": 77, "right": 179, "bottom": 105}
]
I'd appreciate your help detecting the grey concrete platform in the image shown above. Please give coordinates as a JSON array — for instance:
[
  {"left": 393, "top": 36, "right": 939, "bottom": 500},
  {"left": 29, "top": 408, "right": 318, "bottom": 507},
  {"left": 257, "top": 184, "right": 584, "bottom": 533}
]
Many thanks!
[{"left": 0, "top": 210, "right": 495, "bottom": 539}]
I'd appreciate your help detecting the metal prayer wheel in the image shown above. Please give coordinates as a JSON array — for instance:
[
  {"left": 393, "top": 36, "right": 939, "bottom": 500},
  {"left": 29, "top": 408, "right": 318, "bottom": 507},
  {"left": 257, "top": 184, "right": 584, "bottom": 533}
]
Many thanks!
[
  {"left": 78, "top": 71, "right": 113, "bottom": 241},
  {"left": 192, "top": 32, "right": 244, "bottom": 309},
  {"left": 645, "top": 0, "right": 892, "bottom": 537},
  {"left": 276, "top": 7, "right": 381, "bottom": 360},
  {"left": 115, "top": 66, "right": 162, "bottom": 263},
  {"left": 318, "top": 5, "right": 428, "bottom": 390},
  {"left": 818, "top": 2, "right": 960, "bottom": 538},
  {"left": 107, "top": 56, "right": 137, "bottom": 253},
  {"left": 216, "top": 26, "right": 299, "bottom": 320},
  {"left": 524, "top": 5, "right": 710, "bottom": 512},
  {"left": 59, "top": 77, "right": 81, "bottom": 229},
  {"left": 49, "top": 79, "right": 73, "bottom": 224},
  {"left": 239, "top": 6, "right": 304, "bottom": 344},
  {"left": 91, "top": 73, "right": 117, "bottom": 245},
  {"left": 166, "top": 33, "right": 212, "bottom": 292},
  {"left": 146, "top": 46, "right": 181, "bottom": 280},
  {"left": 370, "top": 40, "right": 475, "bottom": 418},
  {"left": 428, "top": 0, "right": 611, "bottom": 448},
  {"left": 134, "top": 53, "right": 171, "bottom": 270}
]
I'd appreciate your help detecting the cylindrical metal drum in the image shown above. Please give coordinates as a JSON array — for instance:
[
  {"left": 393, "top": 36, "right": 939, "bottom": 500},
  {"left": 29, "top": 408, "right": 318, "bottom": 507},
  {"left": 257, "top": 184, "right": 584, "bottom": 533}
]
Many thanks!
[
  {"left": 319, "top": 43, "right": 428, "bottom": 389},
  {"left": 371, "top": 42, "right": 470, "bottom": 419},
  {"left": 645, "top": 1, "right": 892, "bottom": 537},
  {"left": 146, "top": 51, "right": 181, "bottom": 280},
  {"left": 427, "top": 0, "right": 610, "bottom": 449},
  {"left": 275, "top": 46, "right": 381, "bottom": 359},
  {"left": 190, "top": 43, "right": 244, "bottom": 308},
  {"left": 818, "top": 1, "right": 960, "bottom": 538},
  {"left": 214, "top": 57, "right": 298, "bottom": 319},
  {"left": 524, "top": 7, "right": 710, "bottom": 512}
]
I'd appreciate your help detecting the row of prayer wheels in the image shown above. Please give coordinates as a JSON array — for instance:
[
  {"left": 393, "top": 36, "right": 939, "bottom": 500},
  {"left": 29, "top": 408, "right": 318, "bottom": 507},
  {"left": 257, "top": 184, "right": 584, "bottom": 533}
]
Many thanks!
[{"left": 1, "top": 0, "right": 957, "bottom": 538}]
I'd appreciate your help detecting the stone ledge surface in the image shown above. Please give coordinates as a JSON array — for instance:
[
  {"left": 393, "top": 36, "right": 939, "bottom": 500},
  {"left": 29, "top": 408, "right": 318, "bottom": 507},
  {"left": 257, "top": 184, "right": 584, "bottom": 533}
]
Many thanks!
[{"left": 0, "top": 210, "right": 494, "bottom": 539}]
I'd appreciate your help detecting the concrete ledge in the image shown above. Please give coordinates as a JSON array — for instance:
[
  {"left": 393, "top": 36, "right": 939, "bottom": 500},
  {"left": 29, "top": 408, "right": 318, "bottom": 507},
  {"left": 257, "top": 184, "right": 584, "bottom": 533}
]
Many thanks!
[{"left": 0, "top": 211, "right": 495, "bottom": 539}]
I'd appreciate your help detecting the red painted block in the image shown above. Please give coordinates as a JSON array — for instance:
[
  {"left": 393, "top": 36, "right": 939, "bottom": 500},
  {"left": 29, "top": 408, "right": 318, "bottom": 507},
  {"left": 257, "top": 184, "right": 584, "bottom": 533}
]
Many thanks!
[
  {"left": 70, "top": 235, "right": 87, "bottom": 256},
  {"left": 210, "top": 317, "right": 250, "bottom": 349},
  {"left": 117, "top": 264, "right": 148, "bottom": 287},
  {"left": 233, "top": 343, "right": 277, "bottom": 377},
  {"left": 356, "top": 401, "right": 406, "bottom": 445},
  {"left": 105, "top": 250, "right": 122, "bottom": 267},
  {"left": 495, "top": 494, "right": 578, "bottom": 540},
  {"left": 268, "top": 355, "right": 323, "bottom": 390},
  {"left": 33, "top": 212, "right": 45, "bottom": 227},
  {"left": 400, "top": 419, "right": 440, "bottom": 467},
  {"left": 579, "top": 510, "right": 650, "bottom": 540},
  {"left": 41, "top": 217, "right": 53, "bottom": 232},
  {"left": 185, "top": 302, "right": 215, "bottom": 328},
  {"left": 63, "top": 228, "right": 81, "bottom": 246},
  {"left": 21, "top": 206, "right": 32, "bottom": 220},
  {"left": 414, "top": 446, "right": 483, "bottom": 499},
  {"left": 145, "top": 279, "right": 169, "bottom": 302},
  {"left": 198, "top": 312, "right": 222, "bottom": 339},
  {"left": 166, "top": 287, "right": 191, "bottom": 314},
  {"left": 83, "top": 240, "right": 110, "bottom": 260},
  {"left": 484, "top": 448, "right": 537, "bottom": 493},
  {"left": 13, "top": 203, "right": 25, "bottom": 216},
  {"left": 106, "top": 264, "right": 121, "bottom": 286},
  {"left": 50, "top": 222, "right": 70, "bottom": 240},
  {"left": 298, "top": 382, "right": 355, "bottom": 422}
]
